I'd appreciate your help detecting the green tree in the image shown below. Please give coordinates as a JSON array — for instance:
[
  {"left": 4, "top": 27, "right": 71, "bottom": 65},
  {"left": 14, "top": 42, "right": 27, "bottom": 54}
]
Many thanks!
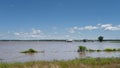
[{"left": 98, "top": 36, "right": 104, "bottom": 42}]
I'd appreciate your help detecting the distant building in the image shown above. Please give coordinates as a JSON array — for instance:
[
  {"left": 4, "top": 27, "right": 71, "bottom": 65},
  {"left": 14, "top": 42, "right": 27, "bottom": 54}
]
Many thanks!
[{"left": 66, "top": 39, "right": 73, "bottom": 42}]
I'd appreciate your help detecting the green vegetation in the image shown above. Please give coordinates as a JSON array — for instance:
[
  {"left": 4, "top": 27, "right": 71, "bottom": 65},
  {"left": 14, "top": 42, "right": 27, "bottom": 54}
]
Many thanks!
[
  {"left": 110, "top": 41, "right": 120, "bottom": 43},
  {"left": 113, "top": 48, "right": 116, "bottom": 51},
  {"left": 104, "top": 48, "right": 120, "bottom": 52},
  {"left": 0, "top": 58, "right": 120, "bottom": 68},
  {"left": 87, "top": 49, "right": 102, "bottom": 52},
  {"left": 87, "top": 49, "right": 96, "bottom": 52},
  {"left": 78, "top": 46, "right": 120, "bottom": 52},
  {"left": 98, "top": 36, "right": 104, "bottom": 42},
  {"left": 104, "top": 48, "right": 114, "bottom": 51},
  {"left": 77, "top": 46, "right": 87, "bottom": 52},
  {"left": 117, "top": 48, "right": 120, "bottom": 51},
  {"left": 83, "top": 39, "right": 87, "bottom": 42},
  {"left": 97, "top": 49, "right": 102, "bottom": 52},
  {"left": 21, "top": 48, "right": 38, "bottom": 53}
]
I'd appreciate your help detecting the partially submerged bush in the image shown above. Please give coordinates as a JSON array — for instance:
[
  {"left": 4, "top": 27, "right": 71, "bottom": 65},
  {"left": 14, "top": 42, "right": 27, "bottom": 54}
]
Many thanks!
[
  {"left": 103, "top": 48, "right": 120, "bottom": 51},
  {"left": 78, "top": 46, "right": 87, "bottom": 52},
  {"left": 21, "top": 48, "right": 38, "bottom": 53},
  {"left": 97, "top": 49, "right": 101, "bottom": 52},
  {"left": 77, "top": 45, "right": 120, "bottom": 52},
  {"left": 117, "top": 48, "right": 120, "bottom": 51},
  {"left": 113, "top": 49, "right": 116, "bottom": 51},
  {"left": 87, "top": 49, "right": 101, "bottom": 52},
  {"left": 88, "top": 49, "right": 96, "bottom": 52},
  {"left": 104, "top": 48, "right": 113, "bottom": 51}
]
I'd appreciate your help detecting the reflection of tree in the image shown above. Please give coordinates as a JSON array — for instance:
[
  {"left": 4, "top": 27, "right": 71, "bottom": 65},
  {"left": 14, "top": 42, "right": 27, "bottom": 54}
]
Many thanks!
[
  {"left": 25, "top": 53, "right": 36, "bottom": 61},
  {"left": 0, "top": 59, "right": 4, "bottom": 62},
  {"left": 78, "top": 52, "right": 86, "bottom": 58},
  {"left": 25, "top": 53, "right": 35, "bottom": 56}
]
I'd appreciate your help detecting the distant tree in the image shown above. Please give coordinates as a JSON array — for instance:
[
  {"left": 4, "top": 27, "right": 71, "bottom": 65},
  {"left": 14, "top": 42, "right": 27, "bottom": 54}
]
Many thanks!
[
  {"left": 83, "top": 39, "right": 87, "bottom": 42},
  {"left": 98, "top": 36, "right": 104, "bottom": 42}
]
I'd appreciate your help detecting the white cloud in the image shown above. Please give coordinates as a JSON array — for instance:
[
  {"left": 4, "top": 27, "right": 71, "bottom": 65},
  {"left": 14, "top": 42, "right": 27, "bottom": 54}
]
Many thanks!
[
  {"left": 73, "top": 26, "right": 78, "bottom": 30},
  {"left": 13, "top": 29, "right": 46, "bottom": 39},
  {"left": 32, "top": 28, "right": 41, "bottom": 34},
  {"left": 14, "top": 33, "right": 20, "bottom": 36},
  {"left": 68, "top": 25, "right": 98, "bottom": 33},
  {"left": 1, "top": 24, "right": 120, "bottom": 40},
  {"left": 104, "top": 26, "right": 120, "bottom": 31},
  {"left": 101, "top": 24, "right": 112, "bottom": 28},
  {"left": 118, "top": 25, "right": 120, "bottom": 27},
  {"left": 54, "top": 32, "right": 58, "bottom": 34},
  {"left": 84, "top": 26, "right": 98, "bottom": 30},
  {"left": 68, "top": 28, "right": 76, "bottom": 33},
  {"left": 66, "top": 35, "right": 70, "bottom": 38},
  {"left": 68, "top": 24, "right": 120, "bottom": 33},
  {"left": 97, "top": 23, "right": 101, "bottom": 26},
  {"left": 101, "top": 24, "right": 120, "bottom": 31}
]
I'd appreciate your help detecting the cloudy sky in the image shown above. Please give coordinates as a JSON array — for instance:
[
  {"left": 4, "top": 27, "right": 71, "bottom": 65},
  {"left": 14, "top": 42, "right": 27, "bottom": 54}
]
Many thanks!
[{"left": 0, "top": 0, "right": 120, "bottom": 40}]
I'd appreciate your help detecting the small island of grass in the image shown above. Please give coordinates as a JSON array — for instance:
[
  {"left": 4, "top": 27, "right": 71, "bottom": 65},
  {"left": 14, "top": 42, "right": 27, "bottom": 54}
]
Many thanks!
[
  {"left": 21, "top": 48, "right": 38, "bottom": 53},
  {"left": 77, "top": 46, "right": 87, "bottom": 52},
  {"left": 78, "top": 46, "right": 120, "bottom": 52},
  {"left": 104, "top": 48, "right": 115, "bottom": 51}
]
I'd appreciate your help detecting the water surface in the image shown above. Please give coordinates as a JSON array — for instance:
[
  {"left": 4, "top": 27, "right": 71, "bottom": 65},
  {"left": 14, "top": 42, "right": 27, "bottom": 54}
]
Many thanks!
[{"left": 0, "top": 41, "right": 120, "bottom": 62}]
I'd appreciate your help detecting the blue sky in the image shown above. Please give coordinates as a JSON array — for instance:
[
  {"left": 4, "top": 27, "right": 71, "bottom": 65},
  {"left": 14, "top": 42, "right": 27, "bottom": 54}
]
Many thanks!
[{"left": 0, "top": 0, "right": 120, "bottom": 40}]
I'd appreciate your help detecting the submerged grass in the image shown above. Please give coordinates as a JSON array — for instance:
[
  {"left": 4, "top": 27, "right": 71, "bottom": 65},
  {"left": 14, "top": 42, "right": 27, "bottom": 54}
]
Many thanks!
[
  {"left": 110, "top": 41, "right": 120, "bottom": 43},
  {"left": 0, "top": 58, "right": 120, "bottom": 68},
  {"left": 87, "top": 49, "right": 96, "bottom": 52},
  {"left": 77, "top": 46, "right": 87, "bottom": 52},
  {"left": 104, "top": 48, "right": 114, "bottom": 51},
  {"left": 117, "top": 48, "right": 120, "bottom": 51},
  {"left": 21, "top": 48, "right": 38, "bottom": 53},
  {"left": 104, "top": 48, "right": 120, "bottom": 52},
  {"left": 78, "top": 46, "right": 120, "bottom": 52}
]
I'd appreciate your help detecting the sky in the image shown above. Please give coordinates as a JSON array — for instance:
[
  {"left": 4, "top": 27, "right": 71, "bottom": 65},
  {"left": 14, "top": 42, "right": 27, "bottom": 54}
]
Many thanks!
[{"left": 0, "top": 0, "right": 120, "bottom": 40}]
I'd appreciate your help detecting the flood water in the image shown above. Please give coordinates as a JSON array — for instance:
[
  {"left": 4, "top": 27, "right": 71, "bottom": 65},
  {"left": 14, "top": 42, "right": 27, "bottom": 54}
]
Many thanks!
[{"left": 0, "top": 41, "right": 120, "bottom": 62}]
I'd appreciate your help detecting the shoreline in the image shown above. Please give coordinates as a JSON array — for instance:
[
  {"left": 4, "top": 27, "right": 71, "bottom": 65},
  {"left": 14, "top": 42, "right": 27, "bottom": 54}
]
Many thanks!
[
  {"left": 0, "top": 58, "right": 120, "bottom": 68},
  {"left": 0, "top": 39, "right": 120, "bottom": 41}
]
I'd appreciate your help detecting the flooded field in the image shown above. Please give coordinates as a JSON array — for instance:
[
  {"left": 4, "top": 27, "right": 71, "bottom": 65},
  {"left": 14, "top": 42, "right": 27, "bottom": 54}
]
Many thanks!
[{"left": 0, "top": 41, "right": 120, "bottom": 62}]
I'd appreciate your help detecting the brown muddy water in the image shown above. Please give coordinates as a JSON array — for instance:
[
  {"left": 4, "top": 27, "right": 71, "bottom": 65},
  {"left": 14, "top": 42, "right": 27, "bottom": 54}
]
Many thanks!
[{"left": 0, "top": 41, "right": 120, "bottom": 62}]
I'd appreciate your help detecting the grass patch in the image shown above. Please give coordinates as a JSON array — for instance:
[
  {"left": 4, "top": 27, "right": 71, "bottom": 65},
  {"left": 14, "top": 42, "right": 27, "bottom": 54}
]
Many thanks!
[
  {"left": 103, "top": 48, "right": 120, "bottom": 52},
  {"left": 110, "top": 41, "right": 120, "bottom": 43},
  {"left": 0, "top": 58, "right": 120, "bottom": 68},
  {"left": 77, "top": 46, "right": 87, "bottom": 52},
  {"left": 96, "top": 49, "right": 102, "bottom": 52},
  {"left": 117, "top": 48, "right": 120, "bottom": 51},
  {"left": 21, "top": 48, "right": 38, "bottom": 53},
  {"left": 104, "top": 48, "right": 114, "bottom": 51},
  {"left": 78, "top": 46, "right": 120, "bottom": 52},
  {"left": 87, "top": 49, "right": 96, "bottom": 52}
]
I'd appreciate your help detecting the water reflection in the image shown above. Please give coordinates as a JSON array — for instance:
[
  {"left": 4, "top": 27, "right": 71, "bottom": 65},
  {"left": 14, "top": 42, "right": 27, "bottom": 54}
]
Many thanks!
[
  {"left": 77, "top": 51, "right": 120, "bottom": 59},
  {"left": 78, "top": 52, "right": 86, "bottom": 58}
]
